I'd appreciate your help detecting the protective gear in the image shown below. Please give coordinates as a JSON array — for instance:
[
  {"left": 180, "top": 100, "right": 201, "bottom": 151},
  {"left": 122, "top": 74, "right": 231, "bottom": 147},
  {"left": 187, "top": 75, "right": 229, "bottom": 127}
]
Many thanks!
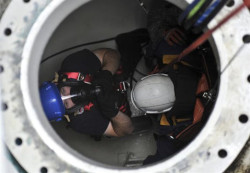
[
  {"left": 39, "top": 82, "right": 65, "bottom": 121},
  {"left": 40, "top": 70, "right": 126, "bottom": 121},
  {"left": 92, "top": 70, "right": 119, "bottom": 118},
  {"left": 39, "top": 71, "right": 99, "bottom": 121},
  {"left": 92, "top": 70, "right": 113, "bottom": 92},
  {"left": 58, "top": 80, "right": 101, "bottom": 115},
  {"left": 96, "top": 89, "right": 119, "bottom": 119},
  {"left": 131, "top": 73, "right": 175, "bottom": 114},
  {"left": 69, "top": 83, "right": 102, "bottom": 105}
]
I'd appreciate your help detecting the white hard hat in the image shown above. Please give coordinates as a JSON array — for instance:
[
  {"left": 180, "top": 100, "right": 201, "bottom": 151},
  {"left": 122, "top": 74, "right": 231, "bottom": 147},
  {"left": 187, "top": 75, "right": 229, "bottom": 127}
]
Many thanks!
[{"left": 131, "top": 73, "right": 175, "bottom": 114}]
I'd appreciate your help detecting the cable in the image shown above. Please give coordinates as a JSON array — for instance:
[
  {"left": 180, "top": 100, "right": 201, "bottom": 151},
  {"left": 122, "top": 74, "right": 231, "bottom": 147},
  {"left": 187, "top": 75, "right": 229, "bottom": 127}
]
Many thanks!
[
  {"left": 183, "top": 0, "right": 213, "bottom": 30},
  {"left": 178, "top": 0, "right": 201, "bottom": 26},
  {"left": 159, "top": 0, "right": 250, "bottom": 73},
  {"left": 192, "top": 0, "right": 229, "bottom": 33},
  {"left": 187, "top": 0, "right": 207, "bottom": 19},
  {"left": 194, "top": 0, "right": 222, "bottom": 26},
  {"left": 220, "top": 44, "right": 245, "bottom": 75},
  {"left": 41, "top": 37, "right": 115, "bottom": 64},
  {"left": 137, "top": 0, "right": 148, "bottom": 14},
  {"left": 178, "top": 1, "right": 249, "bottom": 60},
  {"left": 208, "top": 44, "right": 246, "bottom": 96}
]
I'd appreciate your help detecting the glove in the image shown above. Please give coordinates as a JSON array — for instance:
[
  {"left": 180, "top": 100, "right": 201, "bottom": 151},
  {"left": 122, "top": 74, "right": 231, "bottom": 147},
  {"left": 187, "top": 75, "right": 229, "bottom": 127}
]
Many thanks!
[
  {"left": 96, "top": 89, "right": 119, "bottom": 119},
  {"left": 92, "top": 70, "right": 113, "bottom": 93},
  {"left": 92, "top": 70, "right": 119, "bottom": 119}
]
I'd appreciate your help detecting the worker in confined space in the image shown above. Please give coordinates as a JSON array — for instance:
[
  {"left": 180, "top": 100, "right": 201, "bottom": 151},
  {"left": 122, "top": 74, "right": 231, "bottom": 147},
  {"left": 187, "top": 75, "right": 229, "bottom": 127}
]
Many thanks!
[
  {"left": 114, "top": 22, "right": 208, "bottom": 165},
  {"left": 137, "top": 0, "right": 210, "bottom": 164},
  {"left": 115, "top": 22, "right": 208, "bottom": 164},
  {"left": 40, "top": 0, "right": 210, "bottom": 160},
  {"left": 39, "top": 25, "right": 154, "bottom": 138},
  {"left": 40, "top": 48, "right": 135, "bottom": 137}
]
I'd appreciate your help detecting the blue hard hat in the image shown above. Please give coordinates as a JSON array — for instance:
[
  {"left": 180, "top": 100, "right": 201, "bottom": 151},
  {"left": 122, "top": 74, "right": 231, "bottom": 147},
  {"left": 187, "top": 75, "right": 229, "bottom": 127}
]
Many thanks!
[{"left": 39, "top": 82, "right": 65, "bottom": 121}]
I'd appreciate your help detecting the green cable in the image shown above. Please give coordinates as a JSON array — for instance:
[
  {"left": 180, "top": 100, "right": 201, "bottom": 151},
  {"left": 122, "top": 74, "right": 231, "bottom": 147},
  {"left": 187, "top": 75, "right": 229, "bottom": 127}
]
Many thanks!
[{"left": 187, "top": 0, "right": 207, "bottom": 19}]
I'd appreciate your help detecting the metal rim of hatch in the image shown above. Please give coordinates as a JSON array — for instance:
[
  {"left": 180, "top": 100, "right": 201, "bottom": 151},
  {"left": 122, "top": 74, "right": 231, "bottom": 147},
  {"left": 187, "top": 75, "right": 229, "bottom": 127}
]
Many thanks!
[{"left": 0, "top": 0, "right": 249, "bottom": 172}]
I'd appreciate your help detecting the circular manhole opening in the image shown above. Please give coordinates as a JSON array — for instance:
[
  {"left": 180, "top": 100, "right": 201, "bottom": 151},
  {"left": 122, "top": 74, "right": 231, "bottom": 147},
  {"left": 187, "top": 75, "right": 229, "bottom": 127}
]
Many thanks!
[{"left": 38, "top": 0, "right": 218, "bottom": 168}]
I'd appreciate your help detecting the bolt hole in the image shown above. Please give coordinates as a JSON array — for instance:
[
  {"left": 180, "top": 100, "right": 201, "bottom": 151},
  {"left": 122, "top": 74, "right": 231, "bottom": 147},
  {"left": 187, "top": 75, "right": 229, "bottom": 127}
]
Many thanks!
[
  {"left": 239, "top": 114, "right": 248, "bottom": 123},
  {"left": 23, "top": 0, "right": 30, "bottom": 3},
  {"left": 15, "top": 138, "right": 23, "bottom": 146},
  {"left": 226, "top": 0, "right": 235, "bottom": 7},
  {"left": 4, "top": 28, "right": 12, "bottom": 36},
  {"left": 218, "top": 149, "right": 227, "bottom": 158},
  {"left": 2, "top": 103, "right": 8, "bottom": 111},
  {"left": 0, "top": 65, "right": 4, "bottom": 73},
  {"left": 243, "top": 35, "right": 250, "bottom": 43},
  {"left": 40, "top": 167, "right": 48, "bottom": 173},
  {"left": 248, "top": 75, "right": 250, "bottom": 83}
]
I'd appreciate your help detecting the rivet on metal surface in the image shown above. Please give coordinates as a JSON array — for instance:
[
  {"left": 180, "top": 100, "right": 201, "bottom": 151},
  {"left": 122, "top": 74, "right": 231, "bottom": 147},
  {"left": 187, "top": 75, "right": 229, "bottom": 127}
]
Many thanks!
[
  {"left": 4, "top": 28, "right": 11, "bottom": 36},
  {"left": 239, "top": 114, "right": 248, "bottom": 123},
  {"left": 15, "top": 138, "right": 23, "bottom": 146},
  {"left": 218, "top": 149, "right": 228, "bottom": 158}
]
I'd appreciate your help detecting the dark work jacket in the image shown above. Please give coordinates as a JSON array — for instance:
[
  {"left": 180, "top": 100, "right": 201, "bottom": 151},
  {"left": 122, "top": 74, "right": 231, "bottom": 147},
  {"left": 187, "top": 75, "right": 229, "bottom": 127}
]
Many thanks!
[
  {"left": 153, "top": 38, "right": 201, "bottom": 120},
  {"left": 167, "top": 63, "right": 200, "bottom": 119}
]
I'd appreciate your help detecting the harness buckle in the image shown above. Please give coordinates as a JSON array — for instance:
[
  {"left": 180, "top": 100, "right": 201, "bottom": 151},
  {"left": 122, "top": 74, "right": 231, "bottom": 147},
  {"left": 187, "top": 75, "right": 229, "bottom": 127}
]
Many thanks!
[
  {"left": 200, "top": 89, "right": 216, "bottom": 105},
  {"left": 117, "top": 81, "right": 130, "bottom": 93}
]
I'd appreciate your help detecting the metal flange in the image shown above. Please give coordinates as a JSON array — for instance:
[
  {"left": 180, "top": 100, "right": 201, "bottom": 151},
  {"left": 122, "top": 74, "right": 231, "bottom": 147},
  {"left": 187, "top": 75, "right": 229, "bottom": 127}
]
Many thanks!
[{"left": 0, "top": 0, "right": 249, "bottom": 172}]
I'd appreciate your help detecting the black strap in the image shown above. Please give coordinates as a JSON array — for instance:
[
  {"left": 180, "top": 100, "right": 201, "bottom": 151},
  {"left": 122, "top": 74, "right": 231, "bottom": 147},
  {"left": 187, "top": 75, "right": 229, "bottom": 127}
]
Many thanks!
[{"left": 183, "top": 0, "right": 213, "bottom": 30}]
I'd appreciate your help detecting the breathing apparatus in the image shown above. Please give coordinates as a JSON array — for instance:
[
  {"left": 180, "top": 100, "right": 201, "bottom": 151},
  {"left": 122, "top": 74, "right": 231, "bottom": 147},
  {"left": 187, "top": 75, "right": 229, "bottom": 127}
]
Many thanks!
[{"left": 39, "top": 72, "right": 102, "bottom": 121}]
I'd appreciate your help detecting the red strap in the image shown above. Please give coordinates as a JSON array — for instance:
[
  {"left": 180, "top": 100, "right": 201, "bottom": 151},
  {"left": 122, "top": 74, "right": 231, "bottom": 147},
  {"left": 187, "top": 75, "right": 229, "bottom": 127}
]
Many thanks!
[
  {"left": 193, "top": 73, "right": 209, "bottom": 124},
  {"left": 176, "top": 74, "right": 209, "bottom": 139},
  {"left": 64, "top": 72, "right": 92, "bottom": 83},
  {"left": 149, "top": 65, "right": 160, "bottom": 75},
  {"left": 64, "top": 72, "right": 80, "bottom": 80},
  {"left": 84, "top": 74, "right": 92, "bottom": 83},
  {"left": 84, "top": 102, "right": 94, "bottom": 111},
  {"left": 119, "top": 105, "right": 126, "bottom": 112}
]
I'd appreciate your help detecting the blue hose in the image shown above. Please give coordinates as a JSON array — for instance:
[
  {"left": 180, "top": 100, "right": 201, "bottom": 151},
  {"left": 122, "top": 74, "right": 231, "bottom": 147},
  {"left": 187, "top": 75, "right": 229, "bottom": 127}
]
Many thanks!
[{"left": 194, "top": 0, "right": 221, "bottom": 26}]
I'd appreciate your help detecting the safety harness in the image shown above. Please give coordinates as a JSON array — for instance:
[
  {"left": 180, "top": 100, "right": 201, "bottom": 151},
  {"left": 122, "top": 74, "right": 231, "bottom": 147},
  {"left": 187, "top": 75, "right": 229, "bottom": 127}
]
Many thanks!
[
  {"left": 155, "top": 49, "right": 216, "bottom": 140},
  {"left": 53, "top": 71, "right": 131, "bottom": 122}
]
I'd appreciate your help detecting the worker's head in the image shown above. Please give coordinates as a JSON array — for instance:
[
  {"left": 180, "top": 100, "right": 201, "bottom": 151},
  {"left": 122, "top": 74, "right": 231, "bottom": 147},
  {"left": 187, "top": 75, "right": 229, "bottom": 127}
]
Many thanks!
[
  {"left": 131, "top": 74, "right": 175, "bottom": 114},
  {"left": 60, "top": 86, "right": 75, "bottom": 109},
  {"left": 39, "top": 82, "right": 65, "bottom": 121},
  {"left": 39, "top": 73, "right": 94, "bottom": 121}
]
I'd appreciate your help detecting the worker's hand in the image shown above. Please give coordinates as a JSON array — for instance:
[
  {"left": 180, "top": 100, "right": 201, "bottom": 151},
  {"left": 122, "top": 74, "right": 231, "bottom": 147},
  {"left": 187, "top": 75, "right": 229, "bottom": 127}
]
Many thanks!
[
  {"left": 92, "top": 70, "right": 118, "bottom": 119},
  {"left": 96, "top": 89, "right": 119, "bottom": 119},
  {"left": 164, "top": 28, "right": 187, "bottom": 46},
  {"left": 92, "top": 70, "right": 113, "bottom": 92}
]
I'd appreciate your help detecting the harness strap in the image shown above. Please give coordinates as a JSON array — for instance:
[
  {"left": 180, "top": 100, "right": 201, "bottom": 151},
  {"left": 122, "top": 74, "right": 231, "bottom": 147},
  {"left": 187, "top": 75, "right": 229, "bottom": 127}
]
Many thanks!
[
  {"left": 61, "top": 72, "right": 130, "bottom": 120},
  {"left": 63, "top": 72, "right": 92, "bottom": 83}
]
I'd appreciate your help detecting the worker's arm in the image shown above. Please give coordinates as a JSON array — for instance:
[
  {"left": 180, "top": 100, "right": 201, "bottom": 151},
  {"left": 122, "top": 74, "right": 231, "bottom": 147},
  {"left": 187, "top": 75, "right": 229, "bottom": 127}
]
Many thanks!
[
  {"left": 104, "top": 111, "right": 134, "bottom": 137},
  {"left": 92, "top": 48, "right": 134, "bottom": 137},
  {"left": 93, "top": 48, "right": 120, "bottom": 75}
]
